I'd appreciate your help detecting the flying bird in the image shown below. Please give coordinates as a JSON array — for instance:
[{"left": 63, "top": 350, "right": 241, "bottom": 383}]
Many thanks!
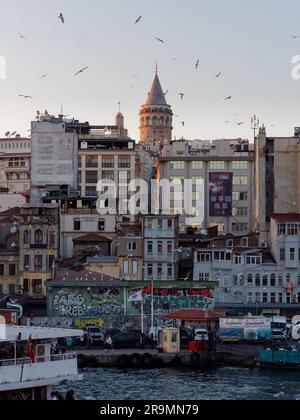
[
  {"left": 195, "top": 59, "right": 200, "bottom": 70},
  {"left": 225, "top": 96, "right": 232, "bottom": 101},
  {"left": 181, "top": 121, "right": 185, "bottom": 127},
  {"left": 17, "top": 32, "right": 26, "bottom": 40},
  {"left": 215, "top": 72, "right": 222, "bottom": 78},
  {"left": 135, "top": 15, "right": 142, "bottom": 24},
  {"left": 74, "top": 67, "right": 89, "bottom": 77},
  {"left": 58, "top": 13, "right": 65, "bottom": 24},
  {"left": 41, "top": 74, "right": 51, "bottom": 81},
  {"left": 291, "top": 35, "right": 299, "bottom": 39},
  {"left": 155, "top": 37, "right": 164, "bottom": 43},
  {"left": 164, "top": 90, "right": 169, "bottom": 96},
  {"left": 237, "top": 122, "right": 245, "bottom": 126},
  {"left": 19, "top": 95, "right": 32, "bottom": 99},
  {"left": 179, "top": 93, "right": 185, "bottom": 100}
]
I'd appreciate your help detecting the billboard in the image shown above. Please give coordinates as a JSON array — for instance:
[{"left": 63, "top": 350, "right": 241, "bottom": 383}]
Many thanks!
[
  {"left": 219, "top": 318, "right": 272, "bottom": 342},
  {"left": 31, "top": 132, "right": 78, "bottom": 188},
  {"left": 209, "top": 172, "right": 233, "bottom": 217}
]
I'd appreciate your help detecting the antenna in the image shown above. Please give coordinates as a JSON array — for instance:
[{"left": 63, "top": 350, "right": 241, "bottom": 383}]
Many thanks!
[
  {"left": 251, "top": 115, "right": 260, "bottom": 140},
  {"left": 118, "top": 101, "right": 121, "bottom": 113},
  {"left": 155, "top": 60, "right": 158, "bottom": 75}
]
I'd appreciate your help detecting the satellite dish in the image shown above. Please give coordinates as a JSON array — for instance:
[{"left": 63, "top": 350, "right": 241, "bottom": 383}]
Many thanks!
[
  {"left": 41, "top": 192, "right": 47, "bottom": 198},
  {"left": 10, "top": 226, "right": 17, "bottom": 234},
  {"left": 5, "top": 131, "right": 10, "bottom": 137},
  {"left": 11, "top": 131, "right": 17, "bottom": 137}
]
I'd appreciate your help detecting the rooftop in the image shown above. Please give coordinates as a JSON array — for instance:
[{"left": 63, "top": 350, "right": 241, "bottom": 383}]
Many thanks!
[
  {"left": 146, "top": 74, "right": 168, "bottom": 106},
  {"left": 0, "top": 325, "right": 83, "bottom": 343}
]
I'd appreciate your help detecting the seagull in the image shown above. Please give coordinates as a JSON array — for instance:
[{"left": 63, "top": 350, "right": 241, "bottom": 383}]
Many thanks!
[
  {"left": 237, "top": 122, "right": 245, "bottom": 126},
  {"left": 225, "top": 121, "right": 230, "bottom": 124},
  {"left": 17, "top": 32, "right": 26, "bottom": 40},
  {"left": 291, "top": 35, "right": 299, "bottom": 39},
  {"left": 74, "top": 67, "right": 89, "bottom": 77},
  {"left": 164, "top": 90, "right": 168, "bottom": 96},
  {"left": 135, "top": 15, "right": 142, "bottom": 24},
  {"left": 58, "top": 13, "right": 65, "bottom": 24},
  {"left": 225, "top": 96, "right": 232, "bottom": 101},
  {"left": 181, "top": 121, "right": 185, "bottom": 127},
  {"left": 179, "top": 93, "right": 184, "bottom": 100},
  {"left": 19, "top": 95, "right": 32, "bottom": 99},
  {"left": 195, "top": 59, "right": 200, "bottom": 70},
  {"left": 215, "top": 72, "right": 222, "bottom": 78},
  {"left": 155, "top": 37, "right": 164, "bottom": 43},
  {"left": 41, "top": 74, "right": 51, "bottom": 81}
]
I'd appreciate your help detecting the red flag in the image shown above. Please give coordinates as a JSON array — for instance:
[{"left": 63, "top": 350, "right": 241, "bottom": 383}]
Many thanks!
[{"left": 143, "top": 284, "right": 153, "bottom": 296}]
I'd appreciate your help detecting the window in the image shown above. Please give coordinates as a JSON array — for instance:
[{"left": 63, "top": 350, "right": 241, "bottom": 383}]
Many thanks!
[
  {"left": 232, "top": 161, "right": 248, "bottom": 170},
  {"left": 102, "top": 156, "right": 114, "bottom": 169},
  {"left": 213, "top": 251, "right": 232, "bottom": 262},
  {"left": 34, "top": 256, "right": 43, "bottom": 271},
  {"left": 128, "top": 242, "right": 137, "bottom": 252},
  {"left": 34, "top": 230, "right": 43, "bottom": 245},
  {"left": 210, "top": 161, "right": 225, "bottom": 170},
  {"left": 287, "top": 224, "right": 299, "bottom": 236},
  {"left": 147, "top": 264, "right": 153, "bottom": 277},
  {"left": 278, "top": 275, "right": 283, "bottom": 287},
  {"left": 234, "top": 208, "right": 248, "bottom": 217},
  {"left": 170, "top": 161, "right": 185, "bottom": 170},
  {"left": 247, "top": 274, "right": 253, "bottom": 286},
  {"left": 85, "top": 171, "right": 98, "bottom": 184},
  {"left": 102, "top": 171, "right": 114, "bottom": 181},
  {"left": 9, "top": 264, "right": 16, "bottom": 276},
  {"left": 290, "top": 248, "right": 296, "bottom": 261},
  {"left": 85, "top": 186, "right": 97, "bottom": 197},
  {"left": 24, "top": 255, "right": 30, "bottom": 271},
  {"left": 0, "top": 265, "right": 4, "bottom": 276},
  {"left": 198, "top": 253, "right": 211, "bottom": 263},
  {"left": 49, "top": 256, "right": 54, "bottom": 272},
  {"left": 233, "top": 176, "right": 248, "bottom": 185},
  {"left": 199, "top": 273, "right": 210, "bottom": 282},
  {"left": 132, "top": 260, "right": 138, "bottom": 275},
  {"left": 23, "top": 279, "right": 29, "bottom": 293},
  {"left": 167, "top": 242, "right": 173, "bottom": 255},
  {"left": 86, "top": 156, "right": 98, "bottom": 168},
  {"left": 232, "top": 223, "right": 248, "bottom": 233},
  {"left": 24, "top": 230, "right": 30, "bottom": 245},
  {"left": 118, "top": 156, "right": 131, "bottom": 169},
  {"left": 263, "top": 275, "right": 268, "bottom": 287},
  {"left": 167, "top": 265, "right": 173, "bottom": 278},
  {"left": 49, "top": 231, "right": 55, "bottom": 246},
  {"left": 271, "top": 274, "right": 276, "bottom": 287},
  {"left": 98, "top": 220, "right": 105, "bottom": 231},
  {"left": 255, "top": 274, "right": 261, "bottom": 287},
  {"left": 192, "top": 161, "right": 203, "bottom": 170},
  {"left": 168, "top": 219, "right": 173, "bottom": 229},
  {"left": 157, "top": 242, "right": 163, "bottom": 254},
  {"left": 147, "top": 242, "right": 153, "bottom": 254},
  {"left": 157, "top": 264, "right": 163, "bottom": 278},
  {"left": 280, "top": 248, "right": 285, "bottom": 261},
  {"left": 74, "top": 219, "right": 81, "bottom": 231},
  {"left": 263, "top": 293, "right": 268, "bottom": 304},
  {"left": 234, "top": 255, "right": 242, "bottom": 265},
  {"left": 278, "top": 224, "right": 286, "bottom": 236},
  {"left": 123, "top": 260, "right": 129, "bottom": 275},
  {"left": 9, "top": 285, "right": 15, "bottom": 296},
  {"left": 33, "top": 280, "right": 42, "bottom": 294},
  {"left": 271, "top": 293, "right": 276, "bottom": 304}
]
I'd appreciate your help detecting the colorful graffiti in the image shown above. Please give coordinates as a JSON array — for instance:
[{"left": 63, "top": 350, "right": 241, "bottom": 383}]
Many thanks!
[
  {"left": 23, "top": 317, "right": 73, "bottom": 329},
  {"left": 129, "top": 288, "right": 213, "bottom": 316},
  {"left": 89, "top": 287, "right": 123, "bottom": 317}
]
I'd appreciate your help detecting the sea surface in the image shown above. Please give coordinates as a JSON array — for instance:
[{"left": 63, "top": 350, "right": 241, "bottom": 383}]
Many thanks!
[{"left": 57, "top": 367, "right": 300, "bottom": 400}]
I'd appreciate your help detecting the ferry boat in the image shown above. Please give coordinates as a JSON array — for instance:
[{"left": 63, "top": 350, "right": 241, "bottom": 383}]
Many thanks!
[{"left": 0, "top": 325, "right": 83, "bottom": 400}]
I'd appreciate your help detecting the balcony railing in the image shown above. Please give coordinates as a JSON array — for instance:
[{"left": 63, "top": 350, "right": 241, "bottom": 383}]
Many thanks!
[{"left": 0, "top": 353, "right": 76, "bottom": 368}]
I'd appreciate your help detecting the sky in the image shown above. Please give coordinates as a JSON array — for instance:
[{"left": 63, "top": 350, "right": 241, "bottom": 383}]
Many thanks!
[{"left": 1, "top": 0, "right": 300, "bottom": 142}]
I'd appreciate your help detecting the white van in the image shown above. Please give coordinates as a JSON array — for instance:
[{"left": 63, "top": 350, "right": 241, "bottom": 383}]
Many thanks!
[{"left": 194, "top": 329, "right": 209, "bottom": 342}]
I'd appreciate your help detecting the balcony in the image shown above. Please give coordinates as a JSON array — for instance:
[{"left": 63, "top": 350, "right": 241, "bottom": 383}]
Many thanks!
[{"left": 0, "top": 353, "right": 81, "bottom": 392}]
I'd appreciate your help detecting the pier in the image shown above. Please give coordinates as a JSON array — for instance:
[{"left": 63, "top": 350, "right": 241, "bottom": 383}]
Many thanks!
[{"left": 76, "top": 344, "right": 262, "bottom": 369}]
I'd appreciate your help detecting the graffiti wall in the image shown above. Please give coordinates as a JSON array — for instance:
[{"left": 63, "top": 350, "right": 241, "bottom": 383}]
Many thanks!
[
  {"left": 50, "top": 287, "right": 124, "bottom": 319},
  {"left": 128, "top": 288, "right": 214, "bottom": 316}
]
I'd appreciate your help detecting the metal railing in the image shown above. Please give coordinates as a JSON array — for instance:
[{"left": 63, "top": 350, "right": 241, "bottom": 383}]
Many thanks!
[{"left": 0, "top": 353, "right": 77, "bottom": 367}]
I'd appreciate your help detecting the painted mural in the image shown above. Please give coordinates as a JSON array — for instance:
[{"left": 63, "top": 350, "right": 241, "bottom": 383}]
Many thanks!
[{"left": 128, "top": 288, "right": 214, "bottom": 316}]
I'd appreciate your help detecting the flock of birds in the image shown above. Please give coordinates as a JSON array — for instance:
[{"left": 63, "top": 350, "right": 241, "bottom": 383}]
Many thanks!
[{"left": 14, "top": 12, "right": 297, "bottom": 132}]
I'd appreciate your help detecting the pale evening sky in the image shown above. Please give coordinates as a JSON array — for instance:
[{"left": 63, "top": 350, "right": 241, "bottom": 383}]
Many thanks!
[{"left": 1, "top": 0, "right": 300, "bottom": 141}]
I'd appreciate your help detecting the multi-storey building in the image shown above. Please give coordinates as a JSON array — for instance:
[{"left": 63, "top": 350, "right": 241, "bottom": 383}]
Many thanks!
[
  {"left": 159, "top": 138, "right": 254, "bottom": 234},
  {"left": 194, "top": 215, "right": 300, "bottom": 316},
  {"left": 117, "top": 218, "right": 144, "bottom": 281},
  {"left": 255, "top": 126, "right": 300, "bottom": 244},
  {"left": 18, "top": 204, "right": 59, "bottom": 302},
  {"left": 144, "top": 215, "right": 179, "bottom": 281},
  {"left": 0, "top": 136, "right": 31, "bottom": 194}
]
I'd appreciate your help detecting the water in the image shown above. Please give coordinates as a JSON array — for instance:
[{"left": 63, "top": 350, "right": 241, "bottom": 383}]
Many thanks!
[{"left": 57, "top": 367, "right": 300, "bottom": 400}]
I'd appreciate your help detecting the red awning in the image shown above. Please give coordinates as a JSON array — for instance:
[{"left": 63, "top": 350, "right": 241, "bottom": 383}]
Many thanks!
[{"left": 164, "top": 309, "right": 223, "bottom": 322}]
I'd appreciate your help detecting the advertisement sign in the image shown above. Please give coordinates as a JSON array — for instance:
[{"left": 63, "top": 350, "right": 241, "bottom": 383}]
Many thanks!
[
  {"left": 219, "top": 318, "right": 272, "bottom": 342},
  {"left": 209, "top": 172, "right": 233, "bottom": 217}
]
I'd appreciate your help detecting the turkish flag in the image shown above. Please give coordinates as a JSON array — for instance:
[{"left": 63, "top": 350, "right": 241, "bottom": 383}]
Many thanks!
[
  {"left": 143, "top": 284, "right": 153, "bottom": 296},
  {"left": 27, "top": 335, "right": 35, "bottom": 363}
]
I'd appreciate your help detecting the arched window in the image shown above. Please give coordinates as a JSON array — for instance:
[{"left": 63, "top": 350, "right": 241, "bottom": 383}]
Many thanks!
[
  {"left": 23, "top": 230, "right": 30, "bottom": 245},
  {"left": 255, "top": 274, "right": 261, "bottom": 287},
  {"left": 270, "top": 274, "right": 276, "bottom": 287},
  {"left": 49, "top": 231, "right": 55, "bottom": 246},
  {"left": 152, "top": 116, "right": 158, "bottom": 126},
  {"left": 34, "top": 229, "right": 43, "bottom": 245},
  {"left": 247, "top": 274, "right": 253, "bottom": 286}
]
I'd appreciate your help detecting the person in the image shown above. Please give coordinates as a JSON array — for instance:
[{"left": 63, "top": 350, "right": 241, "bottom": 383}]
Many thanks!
[
  {"left": 50, "top": 392, "right": 58, "bottom": 401},
  {"left": 140, "top": 333, "right": 145, "bottom": 350},
  {"left": 66, "top": 337, "right": 73, "bottom": 353},
  {"left": 66, "top": 390, "right": 75, "bottom": 401},
  {"left": 105, "top": 334, "right": 113, "bottom": 352}
]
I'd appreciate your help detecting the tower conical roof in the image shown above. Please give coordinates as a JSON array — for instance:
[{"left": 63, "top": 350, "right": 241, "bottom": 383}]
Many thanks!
[{"left": 146, "top": 74, "right": 167, "bottom": 106}]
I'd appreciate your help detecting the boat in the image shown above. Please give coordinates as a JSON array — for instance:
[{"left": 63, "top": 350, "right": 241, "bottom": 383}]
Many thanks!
[
  {"left": 0, "top": 325, "right": 83, "bottom": 400},
  {"left": 259, "top": 348, "right": 300, "bottom": 370}
]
